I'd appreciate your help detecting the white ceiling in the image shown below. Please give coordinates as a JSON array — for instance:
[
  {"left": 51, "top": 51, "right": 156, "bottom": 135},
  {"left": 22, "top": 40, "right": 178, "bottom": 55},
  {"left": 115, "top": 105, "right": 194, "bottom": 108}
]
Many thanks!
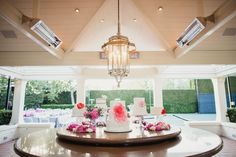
[
  {"left": 73, "top": 0, "right": 167, "bottom": 52},
  {"left": 0, "top": 0, "right": 235, "bottom": 66}
]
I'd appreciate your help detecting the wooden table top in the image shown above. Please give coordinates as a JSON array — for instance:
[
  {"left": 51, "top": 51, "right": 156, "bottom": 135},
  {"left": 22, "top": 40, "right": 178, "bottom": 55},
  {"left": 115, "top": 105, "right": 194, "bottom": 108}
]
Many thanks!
[
  {"left": 56, "top": 126, "right": 181, "bottom": 146},
  {"left": 14, "top": 126, "right": 223, "bottom": 157}
]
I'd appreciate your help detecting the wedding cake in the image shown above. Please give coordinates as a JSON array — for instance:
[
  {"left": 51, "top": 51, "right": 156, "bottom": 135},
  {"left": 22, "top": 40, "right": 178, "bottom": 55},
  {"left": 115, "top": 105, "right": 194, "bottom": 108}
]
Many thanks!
[
  {"left": 132, "top": 98, "right": 148, "bottom": 116},
  {"left": 105, "top": 102, "right": 131, "bottom": 132}
]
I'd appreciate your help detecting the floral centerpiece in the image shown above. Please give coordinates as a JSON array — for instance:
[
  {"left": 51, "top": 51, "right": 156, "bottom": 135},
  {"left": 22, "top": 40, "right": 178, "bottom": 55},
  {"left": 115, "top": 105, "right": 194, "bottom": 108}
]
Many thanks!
[
  {"left": 83, "top": 106, "right": 103, "bottom": 121},
  {"left": 144, "top": 122, "right": 170, "bottom": 132},
  {"left": 67, "top": 122, "right": 96, "bottom": 133}
]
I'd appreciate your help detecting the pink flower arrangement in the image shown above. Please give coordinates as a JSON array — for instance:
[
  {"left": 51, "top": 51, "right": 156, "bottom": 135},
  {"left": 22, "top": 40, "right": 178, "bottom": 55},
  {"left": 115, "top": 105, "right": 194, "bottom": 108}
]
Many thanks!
[
  {"left": 67, "top": 122, "right": 96, "bottom": 133},
  {"left": 83, "top": 106, "right": 103, "bottom": 120},
  {"left": 144, "top": 122, "right": 171, "bottom": 132}
]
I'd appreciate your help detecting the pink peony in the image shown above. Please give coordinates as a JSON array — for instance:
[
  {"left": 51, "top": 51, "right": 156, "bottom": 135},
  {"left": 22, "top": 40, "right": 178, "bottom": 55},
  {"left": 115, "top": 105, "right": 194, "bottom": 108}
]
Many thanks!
[
  {"left": 67, "top": 123, "right": 79, "bottom": 131},
  {"left": 113, "top": 103, "right": 127, "bottom": 122}
]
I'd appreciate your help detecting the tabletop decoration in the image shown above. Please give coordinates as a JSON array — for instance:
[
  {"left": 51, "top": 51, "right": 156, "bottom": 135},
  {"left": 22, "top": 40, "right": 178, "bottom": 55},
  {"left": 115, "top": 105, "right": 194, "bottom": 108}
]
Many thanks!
[
  {"left": 67, "top": 122, "right": 96, "bottom": 133},
  {"left": 83, "top": 106, "right": 103, "bottom": 125},
  {"left": 144, "top": 122, "right": 170, "bottom": 132}
]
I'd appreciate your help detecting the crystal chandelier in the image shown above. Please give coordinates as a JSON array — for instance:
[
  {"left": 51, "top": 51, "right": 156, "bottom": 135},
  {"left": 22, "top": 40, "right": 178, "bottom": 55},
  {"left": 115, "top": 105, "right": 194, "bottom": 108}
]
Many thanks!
[{"left": 102, "top": 0, "right": 136, "bottom": 87}]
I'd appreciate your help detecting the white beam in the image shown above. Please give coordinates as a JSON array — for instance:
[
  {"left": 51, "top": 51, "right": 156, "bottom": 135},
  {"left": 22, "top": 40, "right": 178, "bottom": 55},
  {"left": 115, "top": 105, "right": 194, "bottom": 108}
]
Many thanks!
[
  {"left": 174, "top": 0, "right": 236, "bottom": 58},
  {"left": 0, "top": 0, "right": 64, "bottom": 59},
  {"left": 1, "top": 50, "right": 236, "bottom": 66},
  {"left": 0, "top": 68, "right": 23, "bottom": 78},
  {"left": 216, "top": 65, "right": 236, "bottom": 77}
]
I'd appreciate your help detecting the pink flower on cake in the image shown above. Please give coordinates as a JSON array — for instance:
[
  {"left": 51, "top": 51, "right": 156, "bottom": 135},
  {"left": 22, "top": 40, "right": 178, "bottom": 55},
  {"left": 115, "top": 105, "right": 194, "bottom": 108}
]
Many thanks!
[
  {"left": 139, "top": 100, "right": 145, "bottom": 107},
  {"left": 113, "top": 103, "right": 127, "bottom": 122}
]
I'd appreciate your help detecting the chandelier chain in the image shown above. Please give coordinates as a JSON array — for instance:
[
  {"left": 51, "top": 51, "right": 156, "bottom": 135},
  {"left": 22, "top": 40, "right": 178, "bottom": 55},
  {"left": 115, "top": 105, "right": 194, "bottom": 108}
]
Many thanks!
[{"left": 117, "top": 0, "right": 120, "bottom": 36}]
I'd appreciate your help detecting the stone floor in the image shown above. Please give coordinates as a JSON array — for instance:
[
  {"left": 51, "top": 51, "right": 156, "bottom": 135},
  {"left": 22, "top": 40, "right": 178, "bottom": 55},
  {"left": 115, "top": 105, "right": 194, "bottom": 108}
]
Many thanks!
[{"left": 0, "top": 136, "right": 236, "bottom": 157}]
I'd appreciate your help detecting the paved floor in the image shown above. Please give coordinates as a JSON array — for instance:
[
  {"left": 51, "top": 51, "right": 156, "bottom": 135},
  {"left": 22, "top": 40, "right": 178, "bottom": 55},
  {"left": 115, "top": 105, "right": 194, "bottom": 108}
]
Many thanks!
[{"left": 173, "top": 113, "right": 216, "bottom": 121}]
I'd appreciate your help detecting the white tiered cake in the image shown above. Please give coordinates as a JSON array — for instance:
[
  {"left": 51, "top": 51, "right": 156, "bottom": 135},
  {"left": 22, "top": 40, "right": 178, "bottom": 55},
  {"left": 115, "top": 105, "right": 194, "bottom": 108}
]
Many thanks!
[
  {"left": 105, "top": 102, "right": 131, "bottom": 133},
  {"left": 132, "top": 98, "right": 148, "bottom": 116}
]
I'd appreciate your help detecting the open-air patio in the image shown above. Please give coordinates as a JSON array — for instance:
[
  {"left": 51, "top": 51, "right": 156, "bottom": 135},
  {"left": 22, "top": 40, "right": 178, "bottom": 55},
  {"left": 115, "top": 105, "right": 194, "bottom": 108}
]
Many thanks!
[{"left": 0, "top": 0, "right": 236, "bottom": 156}]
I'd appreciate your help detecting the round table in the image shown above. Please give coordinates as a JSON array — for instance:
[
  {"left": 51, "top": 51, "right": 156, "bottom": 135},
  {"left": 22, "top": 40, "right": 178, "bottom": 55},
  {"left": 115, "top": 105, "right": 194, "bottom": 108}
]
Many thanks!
[{"left": 14, "top": 127, "right": 223, "bottom": 157}]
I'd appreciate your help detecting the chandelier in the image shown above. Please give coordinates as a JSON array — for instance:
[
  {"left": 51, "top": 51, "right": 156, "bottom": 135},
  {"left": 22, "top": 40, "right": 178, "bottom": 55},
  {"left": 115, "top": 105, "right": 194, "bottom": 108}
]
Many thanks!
[{"left": 102, "top": 0, "right": 136, "bottom": 87}]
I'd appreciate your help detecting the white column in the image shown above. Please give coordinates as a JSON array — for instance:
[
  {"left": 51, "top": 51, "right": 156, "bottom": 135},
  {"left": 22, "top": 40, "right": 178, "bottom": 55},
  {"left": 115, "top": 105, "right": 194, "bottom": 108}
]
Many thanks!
[
  {"left": 212, "top": 77, "right": 227, "bottom": 122},
  {"left": 10, "top": 79, "right": 27, "bottom": 124},
  {"left": 153, "top": 76, "right": 163, "bottom": 107},
  {"left": 76, "top": 77, "right": 85, "bottom": 103}
]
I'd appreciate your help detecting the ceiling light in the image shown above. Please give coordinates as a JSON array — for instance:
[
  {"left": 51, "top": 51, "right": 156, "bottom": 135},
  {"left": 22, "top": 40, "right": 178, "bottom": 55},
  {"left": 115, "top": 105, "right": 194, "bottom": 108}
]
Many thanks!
[
  {"left": 158, "top": 6, "right": 163, "bottom": 11},
  {"left": 75, "top": 8, "right": 80, "bottom": 13},
  {"left": 101, "top": 0, "right": 136, "bottom": 87},
  {"left": 100, "top": 19, "right": 105, "bottom": 23}
]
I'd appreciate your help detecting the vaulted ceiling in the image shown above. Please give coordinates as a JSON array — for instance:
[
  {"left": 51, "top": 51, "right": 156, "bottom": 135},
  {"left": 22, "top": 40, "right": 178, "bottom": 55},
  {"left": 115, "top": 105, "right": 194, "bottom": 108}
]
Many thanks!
[{"left": 0, "top": 0, "right": 235, "bottom": 66}]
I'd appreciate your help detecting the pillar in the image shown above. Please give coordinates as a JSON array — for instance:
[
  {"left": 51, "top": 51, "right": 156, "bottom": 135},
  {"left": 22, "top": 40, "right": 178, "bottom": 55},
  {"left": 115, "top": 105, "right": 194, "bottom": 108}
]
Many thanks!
[
  {"left": 76, "top": 77, "right": 85, "bottom": 103},
  {"left": 10, "top": 79, "right": 27, "bottom": 124},
  {"left": 153, "top": 76, "right": 163, "bottom": 107},
  {"left": 212, "top": 77, "right": 227, "bottom": 122}
]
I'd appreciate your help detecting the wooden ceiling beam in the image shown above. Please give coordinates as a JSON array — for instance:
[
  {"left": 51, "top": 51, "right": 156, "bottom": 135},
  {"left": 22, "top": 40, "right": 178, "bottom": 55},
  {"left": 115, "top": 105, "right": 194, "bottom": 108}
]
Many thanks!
[
  {"left": 174, "top": 0, "right": 236, "bottom": 58},
  {"left": 0, "top": 0, "right": 64, "bottom": 59},
  {"left": 0, "top": 50, "right": 236, "bottom": 66}
]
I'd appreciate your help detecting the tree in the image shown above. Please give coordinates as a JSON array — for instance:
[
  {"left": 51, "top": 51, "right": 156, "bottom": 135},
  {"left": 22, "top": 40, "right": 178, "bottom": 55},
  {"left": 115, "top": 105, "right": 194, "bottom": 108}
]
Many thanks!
[{"left": 25, "top": 80, "right": 76, "bottom": 108}]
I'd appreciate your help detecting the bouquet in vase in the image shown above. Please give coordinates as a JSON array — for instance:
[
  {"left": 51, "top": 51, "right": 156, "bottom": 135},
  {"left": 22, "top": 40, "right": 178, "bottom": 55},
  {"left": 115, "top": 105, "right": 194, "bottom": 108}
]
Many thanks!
[{"left": 83, "top": 106, "right": 103, "bottom": 122}]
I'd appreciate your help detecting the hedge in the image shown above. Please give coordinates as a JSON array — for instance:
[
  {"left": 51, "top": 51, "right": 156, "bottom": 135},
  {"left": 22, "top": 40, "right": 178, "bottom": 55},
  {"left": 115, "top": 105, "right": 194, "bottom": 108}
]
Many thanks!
[
  {"left": 0, "top": 110, "right": 12, "bottom": 125},
  {"left": 227, "top": 108, "right": 236, "bottom": 123},
  {"left": 163, "top": 90, "right": 197, "bottom": 113},
  {"left": 41, "top": 104, "right": 73, "bottom": 109}
]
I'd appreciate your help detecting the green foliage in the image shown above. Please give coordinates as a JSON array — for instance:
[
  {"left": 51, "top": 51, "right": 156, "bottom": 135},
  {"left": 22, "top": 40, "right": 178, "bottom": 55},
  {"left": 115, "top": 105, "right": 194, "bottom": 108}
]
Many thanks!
[
  {"left": 41, "top": 104, "right": 73, "bottom": 109},
  {"left": 227, "top": 108, "right": 236, "bottom": 123},
  {"left": 163, "top": 90, "right": 197, "bottom": 113},
  {"left": 0, "top": 110, "right": 12, "bottom": 125},
  {"left": 25, "top": 80, "right": 76, "bottom": 108},
  {"left": 229, "top": 77, "right": 236, "bottom": 93},
  {"left": 0, "top": 77, "right": 8, "bottom": 109},
  {"left": 197, "top": 79, "right": 214, "bottom": 93}
]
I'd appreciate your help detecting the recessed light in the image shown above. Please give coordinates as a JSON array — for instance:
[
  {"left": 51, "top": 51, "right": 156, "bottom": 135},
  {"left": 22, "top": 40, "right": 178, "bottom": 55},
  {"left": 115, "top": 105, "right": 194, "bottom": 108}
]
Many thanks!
[
  {"left": 133, "top": 18, "right": 137, "bottom": 22},
  {"left": 100, "top": 19, "right": 105, "bottom": 23},
  {"left": 158, "top": 6, "right": 163, "bottom": 12},
  {"left": 75, "top": 8, "right": 80, "bottom": 13}
]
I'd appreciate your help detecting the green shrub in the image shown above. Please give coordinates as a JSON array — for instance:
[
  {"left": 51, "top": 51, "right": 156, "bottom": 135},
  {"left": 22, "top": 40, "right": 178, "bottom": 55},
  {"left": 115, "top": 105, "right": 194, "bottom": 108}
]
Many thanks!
[
  {"left": 227, "top": 108, "right": 236, "bottom": 123},
  {"left": 0, "top": 110, "right": 12, "bottom": 125},
  {"left": 163, "top": 90, "right": 197, "bottom": 113},
  {"left": 41, "top": 104, "right": 73, "bottom": 109}
]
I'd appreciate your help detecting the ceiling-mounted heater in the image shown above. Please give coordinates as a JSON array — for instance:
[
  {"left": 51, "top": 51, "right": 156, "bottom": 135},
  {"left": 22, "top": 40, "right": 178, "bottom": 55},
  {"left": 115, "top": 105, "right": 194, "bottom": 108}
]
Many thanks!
[
  {"left": 22, "top": 15, "right": 62, "bottom": 49},
  {"left": 176, "top": 17, "right": 210, "bottom": 47},
  {"left": 30, "top": 19, "right": 62, "bottom": 49}
]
